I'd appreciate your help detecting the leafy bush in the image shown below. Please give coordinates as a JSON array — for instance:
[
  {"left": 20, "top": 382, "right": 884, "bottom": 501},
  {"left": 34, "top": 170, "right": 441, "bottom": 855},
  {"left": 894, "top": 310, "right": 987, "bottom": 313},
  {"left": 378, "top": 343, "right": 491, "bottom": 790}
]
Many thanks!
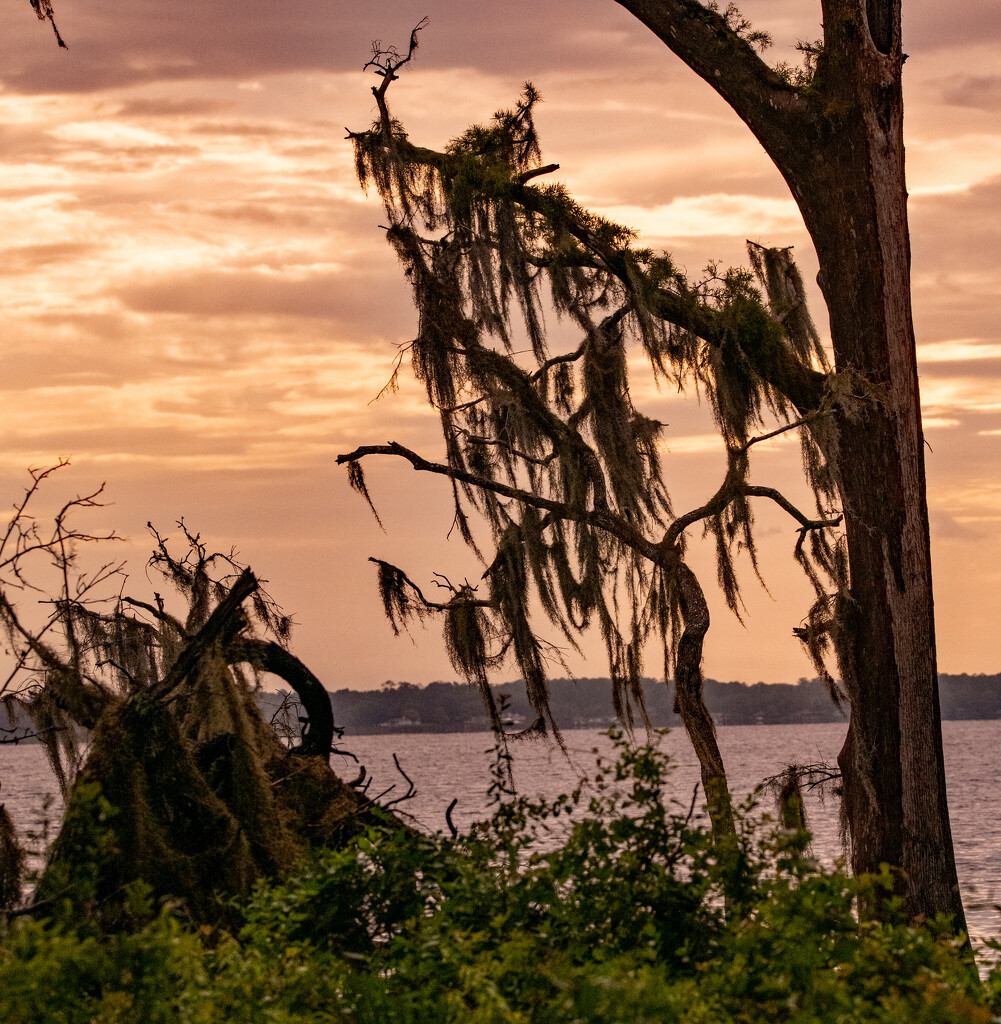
[{"left": 1, "top": 732, "right": 997, "bottom": 1023}]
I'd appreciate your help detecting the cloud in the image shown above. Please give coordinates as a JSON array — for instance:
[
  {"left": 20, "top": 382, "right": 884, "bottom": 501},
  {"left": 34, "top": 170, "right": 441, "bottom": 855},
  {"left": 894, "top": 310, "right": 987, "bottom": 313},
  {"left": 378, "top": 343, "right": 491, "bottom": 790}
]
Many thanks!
[
  {"left": 114, "top": 95, "right": 231, "bottom": 117},
  {"left": 600, "top": 193, "right": 802, "bottom": 240},
  {"left": 2, "top": 0, "right": 654, "bottom": 94},
  {"left": 917, "top": 339, "right": 1001, "bottom": 363},
  {"left": 113, "top": 265, "right": 412, "bottom": 331},
  {"left": 904, "top": 4, "right": 1001, "bottom": 52},
  {"left": 929, "top": 510, "right": 979, "bottom": 539},
  {"left": 0, "top": 337, "right": 438, "bottom": 471},
  {"left": 1, "top": 240, "right": 97, "bottom": 274},
  {"left": 939, "top": 74, "right": 1001, "bottom": 110}
]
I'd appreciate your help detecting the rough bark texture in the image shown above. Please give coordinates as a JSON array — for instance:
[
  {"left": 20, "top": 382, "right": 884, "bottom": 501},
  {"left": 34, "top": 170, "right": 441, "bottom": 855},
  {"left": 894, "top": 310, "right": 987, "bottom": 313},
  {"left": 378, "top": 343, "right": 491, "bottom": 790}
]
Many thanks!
[{"left": 615, "top": 0, "right": 963, "bottom": 926}]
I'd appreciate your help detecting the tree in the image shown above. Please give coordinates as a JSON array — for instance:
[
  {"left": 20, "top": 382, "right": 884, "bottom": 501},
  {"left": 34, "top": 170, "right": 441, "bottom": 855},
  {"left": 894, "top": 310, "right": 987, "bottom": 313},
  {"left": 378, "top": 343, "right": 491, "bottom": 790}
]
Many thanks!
[
  {"left": 340, "top": 2, "right": 965, "bottom": 930},
  {"left": 611, "top": 0, "right": 961, "bottom": 928},
  {"left": 0, "top": 464, "right": 389, "bottom": 921}
]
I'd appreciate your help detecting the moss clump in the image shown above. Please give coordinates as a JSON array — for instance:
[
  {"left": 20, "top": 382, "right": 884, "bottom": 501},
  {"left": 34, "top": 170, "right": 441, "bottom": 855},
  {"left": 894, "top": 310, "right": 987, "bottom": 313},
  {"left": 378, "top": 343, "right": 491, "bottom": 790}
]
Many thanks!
[{"left": 37, "top": 634, "right": 395, "bottom": 928}]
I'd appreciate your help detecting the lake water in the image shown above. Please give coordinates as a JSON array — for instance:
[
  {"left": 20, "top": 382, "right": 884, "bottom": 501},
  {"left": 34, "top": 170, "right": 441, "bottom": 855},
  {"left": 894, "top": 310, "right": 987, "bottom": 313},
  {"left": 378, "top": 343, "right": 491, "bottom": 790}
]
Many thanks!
[{"left": 3, "top": 720, "right": 999, "bottom": 949}]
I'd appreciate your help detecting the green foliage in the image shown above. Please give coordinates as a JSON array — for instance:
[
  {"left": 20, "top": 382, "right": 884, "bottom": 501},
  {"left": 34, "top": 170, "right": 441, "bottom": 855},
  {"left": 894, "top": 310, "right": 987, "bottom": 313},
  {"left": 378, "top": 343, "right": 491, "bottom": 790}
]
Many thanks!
[
  {"left": 2, "top": 735, "right": 996, "bottom": 1023},
  {"left": 34, "top": 782, "right": 122, "bottom": 923}
]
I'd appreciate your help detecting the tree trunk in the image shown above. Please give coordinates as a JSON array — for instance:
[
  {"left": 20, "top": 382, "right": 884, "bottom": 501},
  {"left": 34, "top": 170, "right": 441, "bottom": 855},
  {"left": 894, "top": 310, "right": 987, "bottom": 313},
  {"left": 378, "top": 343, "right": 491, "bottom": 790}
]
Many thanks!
[
  {"left": 616, "top": 0, "right": 966, "bottom": 927},
  {"left": 670, "top": 559, "right": 735, "bottom": 842},
  {"left": 793, "top": 86, "right": 964, "bottom": 931}
]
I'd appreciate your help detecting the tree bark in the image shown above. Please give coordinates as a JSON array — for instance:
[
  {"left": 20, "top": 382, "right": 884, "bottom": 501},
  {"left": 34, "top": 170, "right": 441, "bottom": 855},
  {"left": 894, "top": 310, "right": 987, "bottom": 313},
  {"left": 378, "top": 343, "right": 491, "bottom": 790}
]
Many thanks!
[
  {"left": 669, "top": 558, "right": 735, "bottom": 841},
  {"left": 616, "top": 0, "right": 965, "bottom": 926}
]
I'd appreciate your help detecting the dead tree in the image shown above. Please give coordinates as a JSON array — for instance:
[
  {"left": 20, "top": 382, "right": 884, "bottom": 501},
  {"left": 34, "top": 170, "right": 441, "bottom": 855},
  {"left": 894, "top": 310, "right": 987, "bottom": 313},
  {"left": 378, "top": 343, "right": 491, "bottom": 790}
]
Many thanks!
[{"left": 0, "top": 464, "right": 389, "bottom": 923}]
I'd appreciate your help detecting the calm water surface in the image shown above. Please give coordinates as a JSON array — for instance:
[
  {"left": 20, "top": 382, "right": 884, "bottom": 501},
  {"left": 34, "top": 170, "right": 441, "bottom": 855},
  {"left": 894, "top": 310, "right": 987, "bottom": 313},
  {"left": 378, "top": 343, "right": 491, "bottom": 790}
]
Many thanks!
[{"left": 3, "top": 720, "right": 999, "bottom": 946}]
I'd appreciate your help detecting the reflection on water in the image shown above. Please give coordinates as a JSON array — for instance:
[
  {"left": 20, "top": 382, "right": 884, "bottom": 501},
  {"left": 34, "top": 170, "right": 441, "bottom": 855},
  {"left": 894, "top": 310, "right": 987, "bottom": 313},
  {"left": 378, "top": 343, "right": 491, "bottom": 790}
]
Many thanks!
[{"left": 2, "top": 720, "right": 999, "bottom": 946}]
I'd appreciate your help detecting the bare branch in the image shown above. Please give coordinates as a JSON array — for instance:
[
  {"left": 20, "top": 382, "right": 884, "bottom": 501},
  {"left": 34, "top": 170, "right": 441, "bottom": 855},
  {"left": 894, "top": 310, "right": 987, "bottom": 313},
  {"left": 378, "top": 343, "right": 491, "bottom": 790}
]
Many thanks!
[
  {"left": 737, "top": 408, "right": 828, "bottom": 455},
  {"left": 612, "top": 1, "right": 806, "bottom": 136},
  {"left": 666, "top": 469, "right": 840, "bottom": 549},
  {"left": 154, "top": 568, "right": 257, "bottom": 696},
  {"left": 367, "top": 557, "right": 492, "bottom": 613},
  {"left": 516, "top": 162, "right": 560, "bottom": 184},
  {"left": 120, "top": 596, "right": 187, "bottom": 637},
  {"left": 230, "top": 638, "right": 337, "bottom": 759},
  {"left": 365, "top": 15, "right": 430, "bottom": 122},
  {"left": 337, "top": 442, "right": 658, "bottom": 560},
  {"left": 744, "top": 485, "right": 842, "bottom": 534}
]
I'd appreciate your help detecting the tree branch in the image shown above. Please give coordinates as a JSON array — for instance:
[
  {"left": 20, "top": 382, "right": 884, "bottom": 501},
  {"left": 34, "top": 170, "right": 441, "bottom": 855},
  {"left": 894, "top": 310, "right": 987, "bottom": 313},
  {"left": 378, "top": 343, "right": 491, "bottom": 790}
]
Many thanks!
[
  {"left": 665, "top": 473, "right": 841, "bottom": 549},
  {"left": 353, "top": 98, "right": 827, "bottom": 415},
  {"left": 516, "top": 162, "right": 559, "bottom": 184},
  {"left": 370, "top": 558, "right": 493, "bottom": 614},
  {"left": 154, "top": 568, "right": 258, "bottom": 696},
  {"left": 509, "top": 182, "right": 828, "bottom": 414},
  {"left": 744, "top": 485, "right": 842, "bottom": 533},
  {"left": 28, "top": 0, "right": 66, "bottom": 49},
  {"left": 451, "top": 427, "right": 556, "bottom": 468},
  {"left": 229, "top": 638, "right": 335, "bottom": 759},
  {"left": 120, "top": 596, "right": 187, "bottom": 637},
  {"left": 737, "top": 409, "right": 827, "bottom": 454},
  {"left": 337, "top": 442, "right": 659, "bottom": 560},
  {"left": 365, "top": 16, "right": 429, "bottom": 103},
  {"left": 613, "top": 1, "right": 807, "bottom": 141}
]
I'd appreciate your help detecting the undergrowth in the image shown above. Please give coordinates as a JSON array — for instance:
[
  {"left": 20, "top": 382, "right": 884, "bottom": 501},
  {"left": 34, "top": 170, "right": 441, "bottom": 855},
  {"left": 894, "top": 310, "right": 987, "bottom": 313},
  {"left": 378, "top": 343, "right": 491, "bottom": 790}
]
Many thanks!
[{"left": 1, "top": 732, "right": 998, "bottom": 1023}]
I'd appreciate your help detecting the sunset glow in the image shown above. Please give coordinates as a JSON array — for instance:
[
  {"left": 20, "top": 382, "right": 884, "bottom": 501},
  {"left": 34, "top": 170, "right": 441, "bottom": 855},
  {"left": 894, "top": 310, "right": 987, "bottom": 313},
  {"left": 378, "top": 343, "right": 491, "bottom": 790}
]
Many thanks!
[{"left": 2, "top": 0, "right": 999, "bottom": 688}]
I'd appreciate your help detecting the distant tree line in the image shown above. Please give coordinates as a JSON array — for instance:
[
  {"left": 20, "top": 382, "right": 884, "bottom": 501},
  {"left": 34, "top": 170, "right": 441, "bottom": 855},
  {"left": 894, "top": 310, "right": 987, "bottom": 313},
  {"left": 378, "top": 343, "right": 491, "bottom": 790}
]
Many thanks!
[
  {"left": 6, "top": 673, "right": 996, "bottom": 744},
  {"left": 248, "top": 674, "right": 1001, "bottom": 738}
]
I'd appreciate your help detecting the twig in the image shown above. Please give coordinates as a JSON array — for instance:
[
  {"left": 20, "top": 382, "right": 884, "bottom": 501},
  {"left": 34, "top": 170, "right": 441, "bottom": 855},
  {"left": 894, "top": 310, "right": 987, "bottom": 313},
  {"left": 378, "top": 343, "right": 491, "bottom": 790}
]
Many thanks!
[{"left": 381, "top": 753, "right": 417, "bottom": 810}]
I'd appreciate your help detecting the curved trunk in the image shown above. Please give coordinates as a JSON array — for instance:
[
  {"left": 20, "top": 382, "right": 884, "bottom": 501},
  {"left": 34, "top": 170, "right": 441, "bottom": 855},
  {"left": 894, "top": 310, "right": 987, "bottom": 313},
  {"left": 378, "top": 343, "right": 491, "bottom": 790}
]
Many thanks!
[
  {"left": 670, "top": 560, "right": 734, "bottom": 842},
  {"left": 235, "top": 639, "right": 336, "bottom": 759}
]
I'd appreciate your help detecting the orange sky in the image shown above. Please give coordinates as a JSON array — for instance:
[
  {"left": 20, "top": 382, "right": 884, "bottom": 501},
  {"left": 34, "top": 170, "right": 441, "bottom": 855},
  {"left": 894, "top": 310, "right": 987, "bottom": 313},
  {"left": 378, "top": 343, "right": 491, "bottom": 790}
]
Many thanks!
[{"left": 1, "top": 1, "right": 999, "bottom": 690}]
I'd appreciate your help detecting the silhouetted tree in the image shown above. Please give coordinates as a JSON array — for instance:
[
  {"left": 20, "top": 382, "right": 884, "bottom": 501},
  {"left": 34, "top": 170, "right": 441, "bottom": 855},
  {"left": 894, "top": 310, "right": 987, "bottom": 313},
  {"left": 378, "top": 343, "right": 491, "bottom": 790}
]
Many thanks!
[
  {"left": 341, "top": 23, "right": 840, "bottom": 853},
  {"left": 340, "top": 3, "right": 965, "bottom": 930},
  {"left": 0, "top": 465, "right": 383, "bottom": 921}
]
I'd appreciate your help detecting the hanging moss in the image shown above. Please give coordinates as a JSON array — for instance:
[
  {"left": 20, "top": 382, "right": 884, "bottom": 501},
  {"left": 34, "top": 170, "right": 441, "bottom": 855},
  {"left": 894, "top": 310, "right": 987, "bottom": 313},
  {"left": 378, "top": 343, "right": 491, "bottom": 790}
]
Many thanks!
[
  {"left": 342, "top": 53, "right": 847, "bottom": 857},
  {"left": 14, "top": 551, "right": 402, "bottom": 928},
  {"left": 37, "top": 692, "right": 258, "bottom": 925},
  {"left": 37, "top": 667, "right": 395, "bottom": 928},
  {"left": 348, "top": 75, "right": 840, "bottom": 721}
]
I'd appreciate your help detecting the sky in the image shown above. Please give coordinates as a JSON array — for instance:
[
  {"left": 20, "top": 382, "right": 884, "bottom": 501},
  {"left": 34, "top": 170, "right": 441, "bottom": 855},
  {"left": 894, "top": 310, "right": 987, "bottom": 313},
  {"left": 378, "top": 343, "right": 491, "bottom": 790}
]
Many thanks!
[{"left": 0, "top": 0, "right": 999, "bottom": 692}]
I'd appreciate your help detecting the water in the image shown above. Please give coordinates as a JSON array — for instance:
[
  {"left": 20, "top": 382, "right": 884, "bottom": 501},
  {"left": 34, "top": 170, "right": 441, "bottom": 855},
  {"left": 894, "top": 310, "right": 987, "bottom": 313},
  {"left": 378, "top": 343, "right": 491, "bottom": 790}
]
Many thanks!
[
  {"left": 3, "top": 720, "right": 999, "bottom": 947},
  {"left": 340, "top": 720, "right": 1001, "bottom": 947},
  {"left": 0, "top": 743, "right": 63, "bottom": 881}
]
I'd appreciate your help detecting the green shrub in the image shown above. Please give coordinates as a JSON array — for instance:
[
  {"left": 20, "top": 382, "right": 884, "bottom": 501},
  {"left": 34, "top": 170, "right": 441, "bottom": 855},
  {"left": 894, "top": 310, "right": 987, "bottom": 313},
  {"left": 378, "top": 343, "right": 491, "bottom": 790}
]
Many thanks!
[{"left": 1, "top": 732, "right": 997, "bottom": 1023}]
